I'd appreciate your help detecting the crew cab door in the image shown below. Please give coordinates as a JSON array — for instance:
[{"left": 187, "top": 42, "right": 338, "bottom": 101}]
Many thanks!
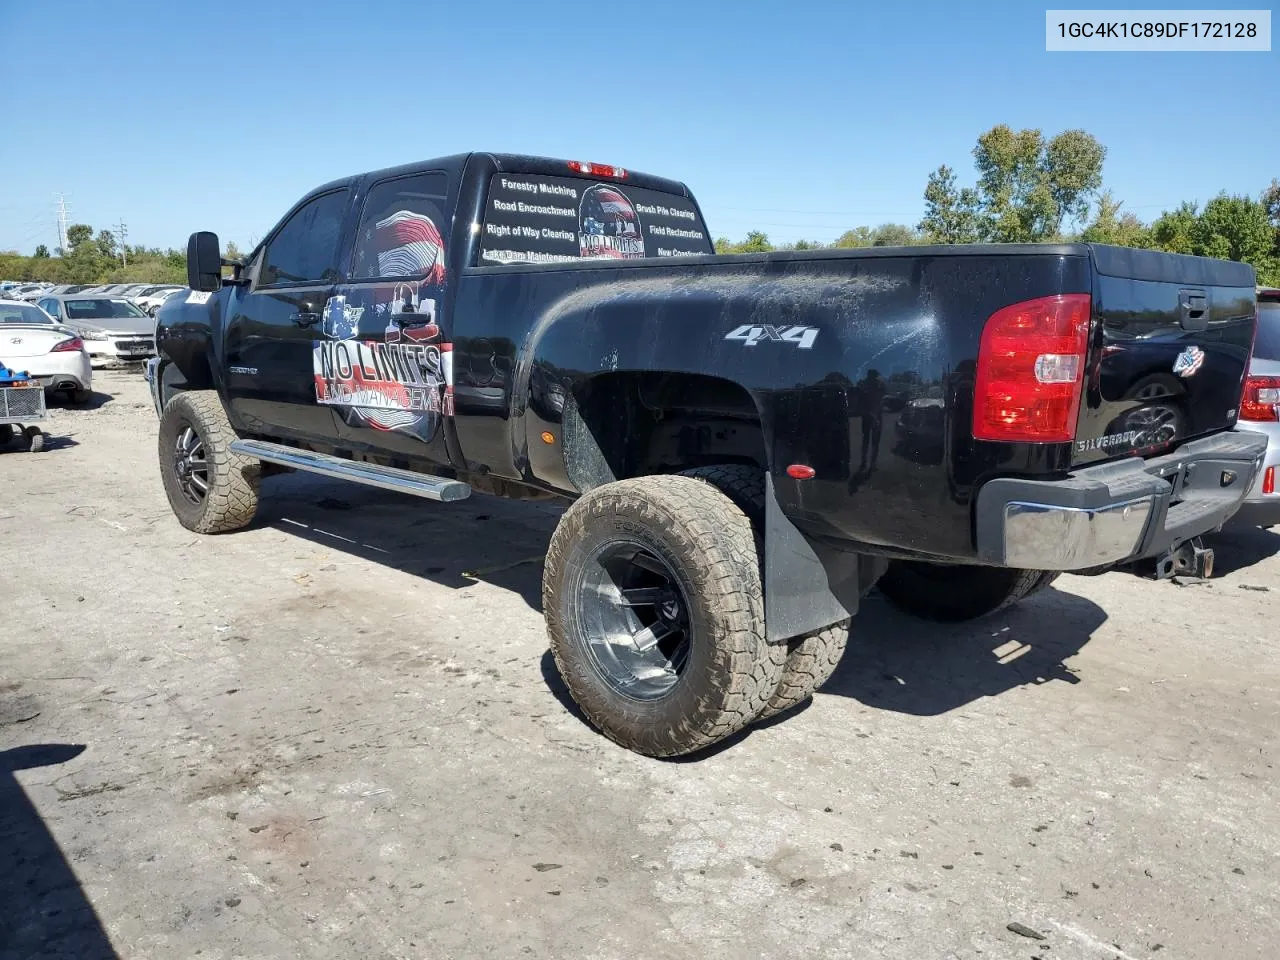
[
  {"left": 321, "top": 171, "right": 455, "bottom": 465},
  {"left": 223, "top": 188, "right": 350, "bottom": 443}
]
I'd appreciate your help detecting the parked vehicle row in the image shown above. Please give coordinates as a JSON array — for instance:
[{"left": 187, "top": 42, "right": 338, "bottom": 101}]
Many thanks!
[{"left": 0, "top": 281, "right": 186, "bottom": 316}]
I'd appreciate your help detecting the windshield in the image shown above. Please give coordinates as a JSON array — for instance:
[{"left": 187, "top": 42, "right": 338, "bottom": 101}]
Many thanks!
[
  {"left": 64, "top": 298, "right": 147, "bottom": 320},
  {"left": 1255, "top": 301, "right": 1280, "bottom": 362},
  {"left": 0, "top": 303, "right": 54, "bottom": 325}
]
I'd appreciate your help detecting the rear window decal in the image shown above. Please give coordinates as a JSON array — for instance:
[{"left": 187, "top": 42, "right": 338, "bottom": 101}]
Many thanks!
[{"left": 479, "top": 173, "right": 711, "bottom": 266}]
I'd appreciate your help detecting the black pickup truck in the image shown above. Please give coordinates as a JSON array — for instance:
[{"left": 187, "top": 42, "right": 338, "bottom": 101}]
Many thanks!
[{"left": 148, "top": 152, "right": 1267, "bottom": 757}]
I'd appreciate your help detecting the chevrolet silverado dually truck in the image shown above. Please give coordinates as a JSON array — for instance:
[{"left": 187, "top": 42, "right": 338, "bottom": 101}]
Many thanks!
[{"left": 147, "top": 152, "right": 1267, "bottom": 757}]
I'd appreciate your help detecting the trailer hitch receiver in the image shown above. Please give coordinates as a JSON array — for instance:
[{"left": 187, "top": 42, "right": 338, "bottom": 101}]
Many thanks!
[{"left": 1138, "top": 537, "right": 1215, "bottom": 580}]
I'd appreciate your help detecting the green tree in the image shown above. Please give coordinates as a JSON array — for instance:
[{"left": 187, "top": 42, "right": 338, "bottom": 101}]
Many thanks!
[
  {"left": 922, "top": 126, "right": 1105, "bottom": 243},
  {"left": 832, "top": 224, "right": 922, "bottom": 248},
  {"left": 1262, "top": 179, "right": 1280, "bottom": 229},
  {"left": 96, "top": 229, "right": 118, "bottom": 262},
  {"left": 65, "top": 223, "right": 93, "bottom": 250},
  {"left": 1080, "top": 191, "right": 1150, "bottom": 248},
  {"left": 33, "top": 244, "right": 49, "bottom": 258},
  {"left": 1148, "top": 202, "right": 1197, "bottom": 254},
  {"left": 833, "top": 226, "right": 874, "bottom": 248},
  {"left": 63, "top": 223, "right": 104, "bottom": 283},
  {"left": 1189, "top": 193, "right": 1279, "bottom": 284},
  {"left": 918, "top": 165, "right": 983, "bottom": 244},
  {"left": 714, "top": 231, "right": 774, "bottom": 254}
]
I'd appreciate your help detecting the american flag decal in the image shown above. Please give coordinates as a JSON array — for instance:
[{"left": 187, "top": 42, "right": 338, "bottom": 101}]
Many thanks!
[
  {"left": 596, "top": 188, "right": 636, "bottom": 221},
  {"left": 374, "top": 210, "right": 446, "bottom": 285}
]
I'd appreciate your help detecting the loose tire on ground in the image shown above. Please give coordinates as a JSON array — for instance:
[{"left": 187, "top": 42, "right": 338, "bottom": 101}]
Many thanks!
[
  {"left": 158, "top": 390, "right": 260, "bottom": 534},
  {"left": 876, "top": 560, "right": 1059, "bottom": 622},
  {"left": 543, "top": 474, "right": 786, "bottom": 757},
  {"left": 679, "top": 465, "right": 852, "bottom": 719},
  {"left": 69, "top": 388, "right": 93, "bottom": 405},
  {"left": 0, "top": 423, "right": 13, "bottom": 447}
]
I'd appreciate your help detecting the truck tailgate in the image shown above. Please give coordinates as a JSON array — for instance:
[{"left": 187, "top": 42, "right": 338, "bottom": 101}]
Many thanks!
[{"left": 1073, "top": 245, "right": 1257, "bottom": 467}]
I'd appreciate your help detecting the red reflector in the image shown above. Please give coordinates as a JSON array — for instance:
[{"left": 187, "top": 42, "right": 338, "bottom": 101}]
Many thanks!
[
  {"left": 51, "top": 336, "right": 84, "bottom": 353},
  {"left": 568, "top": 160, "right": 627, "bottom": 179},
  {"left": 786, "top": 464, "right": 816, "bottom": 480},
  {"left": 1264, "top": 466, "right": 1275, "bottom": 496},
  {"left": 1240, "top": 375, "right": 1280, "bottom": 422},
  {"left": 972, "top": 294, "right": 1091, "bottom": 443}
]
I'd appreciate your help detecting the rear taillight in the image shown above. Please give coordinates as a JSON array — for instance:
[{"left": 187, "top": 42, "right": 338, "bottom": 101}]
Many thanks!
[
  {"left": 1240, "top": 375, "right": 1280, "bottom": 422},
  {"left": 568, "top": 160, "right": 627, "bottom": 179},
  {"left": 1263, "top": 466, "right": 1275, "bottom": 496},
  {"left": 972, "top": 293, "right": 1091, "bottom": 443},
  {"left": 51, "top": 336, "right": 84, "bottom": 353}
]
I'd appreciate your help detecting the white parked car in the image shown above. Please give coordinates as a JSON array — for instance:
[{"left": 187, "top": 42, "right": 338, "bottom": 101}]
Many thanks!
[
  {"left": 134, "top": 285, "right": 186, "bottom": 315},
  {"left": 0, "top": 299, "right": 92, "bottom": 402},
  {"left": 35, "top": 294, "right": 156, "bottom": 362}
]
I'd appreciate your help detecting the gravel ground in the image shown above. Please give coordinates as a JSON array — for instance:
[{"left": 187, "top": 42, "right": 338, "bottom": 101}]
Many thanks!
[{"left": 2, "top": 368, "right": 1278, "bottom": 960}]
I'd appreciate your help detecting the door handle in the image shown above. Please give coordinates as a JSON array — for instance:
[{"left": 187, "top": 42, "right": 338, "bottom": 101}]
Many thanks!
[
  {"left": 1178, "top": 290, "right": 1208, "bottom": 331},
  {"left": 290, "top": 311, "right": 321, "bottom": 328}
]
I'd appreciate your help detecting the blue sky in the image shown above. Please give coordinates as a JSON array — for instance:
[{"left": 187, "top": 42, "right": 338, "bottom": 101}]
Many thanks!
[{"left": 1, "top": 0, "right": 1275, "bottom": 253}]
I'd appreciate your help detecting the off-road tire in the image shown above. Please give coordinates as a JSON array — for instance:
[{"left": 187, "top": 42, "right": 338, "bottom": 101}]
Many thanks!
[
  {"left": 680, "top": 465, "right": 852, "bottom": 718},
  {"left": 758, "top": 619, "right": 851, "bottom": 719},
  {"left": 158, "top": 390, "right": 260, "bottom": 534},
  {"left": 877, "top": 560, "right": 1060, "bottom": 622},
  {"left": 543, "top": 475, "right": 786, "bottom": 757}
]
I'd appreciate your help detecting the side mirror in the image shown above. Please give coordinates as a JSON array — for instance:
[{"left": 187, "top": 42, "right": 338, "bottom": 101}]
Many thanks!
[{"left": 187, "top": 231, "right": 222, "bottom": 292}]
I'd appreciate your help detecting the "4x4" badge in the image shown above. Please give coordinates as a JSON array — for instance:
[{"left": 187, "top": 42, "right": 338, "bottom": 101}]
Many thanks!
[{"left": 724, "top": 324, "right": 819, "bottom": 350}]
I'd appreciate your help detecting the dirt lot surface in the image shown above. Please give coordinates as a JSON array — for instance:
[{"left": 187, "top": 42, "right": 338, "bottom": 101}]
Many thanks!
[{"left": 3, "top": 368, "right": 1278, "bottom": 960}]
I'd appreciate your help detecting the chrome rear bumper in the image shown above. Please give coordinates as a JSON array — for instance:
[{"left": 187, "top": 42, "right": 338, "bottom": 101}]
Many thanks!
[{"left": 976, "top": 430, "right": 1268, "bottom": 571}]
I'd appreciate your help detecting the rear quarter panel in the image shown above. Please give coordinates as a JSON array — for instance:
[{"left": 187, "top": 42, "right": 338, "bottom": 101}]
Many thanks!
[{"left": 452, "top": 248, "right": 1090, "bottom": 561}]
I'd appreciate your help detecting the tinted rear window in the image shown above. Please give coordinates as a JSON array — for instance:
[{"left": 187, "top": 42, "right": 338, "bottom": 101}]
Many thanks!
[
  {"left": 0, "top": 303, "right": 53, "bottom": 324},
  {"left": 478, "top": 173, "right": 712, "bottom": 266},
  {"left": 1255, "top": 300, "right": 1280, "bottom": 361}
]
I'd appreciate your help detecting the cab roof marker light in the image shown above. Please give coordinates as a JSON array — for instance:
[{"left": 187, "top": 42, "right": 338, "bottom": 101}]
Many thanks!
[{"left": 569, "top": 161, "right": 627, "bottom": 179}]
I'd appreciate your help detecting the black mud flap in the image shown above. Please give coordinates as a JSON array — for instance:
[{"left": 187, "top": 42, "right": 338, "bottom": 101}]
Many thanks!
[{"left": 763, "top": 474, "right": 881, "bottom": 643}]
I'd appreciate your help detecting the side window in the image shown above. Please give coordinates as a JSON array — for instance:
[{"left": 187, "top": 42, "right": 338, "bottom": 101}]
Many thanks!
[
  {"left": 350, "top": 173, "right": 450, "bottom": 282},
  {"left": 39, "top": 299, "right": 58, "bottom": 317},
  {"left": 260, "top": 189, "right": 350, "bottom": 286}
]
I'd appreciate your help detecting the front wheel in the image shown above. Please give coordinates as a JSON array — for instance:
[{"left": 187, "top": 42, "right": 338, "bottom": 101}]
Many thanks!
[
  {"left": 543, "top": 475, "right": 785, "bottom": 757},
  {"left": 877, "top": 560, "right": 1058, "bottom": 622},
  {"left": 158, "top": 391, "right": 260, "bottom": 534}
]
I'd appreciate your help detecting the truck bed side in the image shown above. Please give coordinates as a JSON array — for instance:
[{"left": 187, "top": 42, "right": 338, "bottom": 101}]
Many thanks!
[{"left": 450, "top": 246, "right": 1093, "bottom": 562}]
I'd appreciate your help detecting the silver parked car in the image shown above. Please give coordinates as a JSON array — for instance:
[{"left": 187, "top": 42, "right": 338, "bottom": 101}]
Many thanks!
[
  {"left": 34, "top": 294, "right": 157, "bottom": 362},
  {"left": 1234, "top": 287, "right": 1280, "bottom": 526}
]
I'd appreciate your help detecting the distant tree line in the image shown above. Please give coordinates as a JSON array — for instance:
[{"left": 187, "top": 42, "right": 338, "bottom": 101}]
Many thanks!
[
  {"left": 0, "top": 225, "right": 246, "bottom": 286},
  {"left": 714, "top": 124, "right": 1280, "bottom": 286}
]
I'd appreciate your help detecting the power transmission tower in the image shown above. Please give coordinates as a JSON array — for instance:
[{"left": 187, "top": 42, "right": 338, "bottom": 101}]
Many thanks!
[
  {"left": 115, "top": 220, "right": 128, "bottom": 267},
  {"left": 54, "top": 193, "right": 71, "bottom": 254}
]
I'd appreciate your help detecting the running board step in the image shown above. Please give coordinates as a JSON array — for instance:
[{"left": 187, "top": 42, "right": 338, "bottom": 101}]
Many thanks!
[{"left": 230, "top": 439, "right": 471, "bottom": 502}]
